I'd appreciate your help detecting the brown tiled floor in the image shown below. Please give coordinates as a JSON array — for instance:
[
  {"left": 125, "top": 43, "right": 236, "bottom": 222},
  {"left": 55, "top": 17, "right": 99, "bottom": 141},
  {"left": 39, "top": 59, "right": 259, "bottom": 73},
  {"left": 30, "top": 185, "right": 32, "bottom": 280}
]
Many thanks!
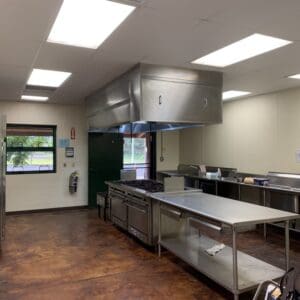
[{"left": 0, "top": 209, "right": 299, "bottom": 300}]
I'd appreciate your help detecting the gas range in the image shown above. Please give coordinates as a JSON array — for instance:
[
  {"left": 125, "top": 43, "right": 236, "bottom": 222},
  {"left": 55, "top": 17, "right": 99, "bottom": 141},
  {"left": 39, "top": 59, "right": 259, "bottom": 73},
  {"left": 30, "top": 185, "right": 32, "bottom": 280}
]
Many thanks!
[{"left": 121, "top": 180, "right": 164, "bottom": 193}]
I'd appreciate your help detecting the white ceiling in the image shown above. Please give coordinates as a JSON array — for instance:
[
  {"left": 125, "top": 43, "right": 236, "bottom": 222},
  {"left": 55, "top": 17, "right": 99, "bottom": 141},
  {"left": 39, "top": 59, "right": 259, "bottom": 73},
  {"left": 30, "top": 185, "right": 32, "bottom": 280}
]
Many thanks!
[{"left": 1, "top": 0, "right": 300, "bottom": 104}]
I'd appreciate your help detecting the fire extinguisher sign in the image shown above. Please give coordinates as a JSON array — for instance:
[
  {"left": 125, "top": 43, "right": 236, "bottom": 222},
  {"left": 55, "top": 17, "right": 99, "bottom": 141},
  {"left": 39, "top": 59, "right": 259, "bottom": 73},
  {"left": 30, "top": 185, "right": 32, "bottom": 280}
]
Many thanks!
[{"left": 71, "top": 127, "right": 75, "bottom": 140}]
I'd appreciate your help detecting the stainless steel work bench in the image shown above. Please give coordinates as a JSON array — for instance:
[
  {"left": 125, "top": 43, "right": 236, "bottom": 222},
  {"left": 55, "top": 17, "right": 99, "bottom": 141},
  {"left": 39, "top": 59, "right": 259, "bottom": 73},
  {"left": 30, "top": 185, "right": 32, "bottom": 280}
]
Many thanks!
[{"left": 151, "top": 191, "right": 300, "bottom": 300}]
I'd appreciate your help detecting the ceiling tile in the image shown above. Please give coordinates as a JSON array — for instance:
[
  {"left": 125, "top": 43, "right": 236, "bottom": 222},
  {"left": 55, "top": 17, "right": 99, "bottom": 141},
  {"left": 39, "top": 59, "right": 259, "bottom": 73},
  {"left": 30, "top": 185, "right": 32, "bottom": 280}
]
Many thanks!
[
  {"left": 0, "top": 64, "right": 29, "bottom": 100},
  {"left": 0, "top": 0, "right": 63, "bottom": 42},
  {"left": 34, "top": 43, "right": 95, "bottom": 73}
]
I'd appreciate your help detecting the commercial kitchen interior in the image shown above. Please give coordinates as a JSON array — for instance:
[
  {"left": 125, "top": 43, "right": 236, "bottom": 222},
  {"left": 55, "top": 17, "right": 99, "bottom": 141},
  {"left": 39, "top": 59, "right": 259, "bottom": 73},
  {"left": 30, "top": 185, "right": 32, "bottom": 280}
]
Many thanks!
[{"left": 1, "top": 0, "right": 300, "bottom": 299}]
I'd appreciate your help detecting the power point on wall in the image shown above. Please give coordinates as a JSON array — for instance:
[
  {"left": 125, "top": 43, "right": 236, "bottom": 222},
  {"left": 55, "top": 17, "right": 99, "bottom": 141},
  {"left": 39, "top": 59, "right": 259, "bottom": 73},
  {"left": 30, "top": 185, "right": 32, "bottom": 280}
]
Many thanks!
[{"left": 296, "top": 150, "right": 300, "bottom": 163}]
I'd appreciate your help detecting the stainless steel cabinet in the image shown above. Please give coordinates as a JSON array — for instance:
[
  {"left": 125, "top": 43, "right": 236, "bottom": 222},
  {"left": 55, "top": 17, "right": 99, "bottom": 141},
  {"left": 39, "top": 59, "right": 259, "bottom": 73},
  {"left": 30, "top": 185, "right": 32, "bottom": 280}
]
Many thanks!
[
  {"left": 110, "top": 189, "right": 127, "bottom": 230},
  {"left": 108, "top": 186, "right": 154, "bottom": 245},
  {"left": 126, "top": 194, "right": 150, "bottom": 244}
]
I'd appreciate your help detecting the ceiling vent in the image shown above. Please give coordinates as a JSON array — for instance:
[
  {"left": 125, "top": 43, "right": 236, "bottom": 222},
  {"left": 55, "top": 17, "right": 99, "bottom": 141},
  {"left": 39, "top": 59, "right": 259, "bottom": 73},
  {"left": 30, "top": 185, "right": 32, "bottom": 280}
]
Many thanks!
[{"left": 23, "top": 85, "right": 55, "bottom": 99}]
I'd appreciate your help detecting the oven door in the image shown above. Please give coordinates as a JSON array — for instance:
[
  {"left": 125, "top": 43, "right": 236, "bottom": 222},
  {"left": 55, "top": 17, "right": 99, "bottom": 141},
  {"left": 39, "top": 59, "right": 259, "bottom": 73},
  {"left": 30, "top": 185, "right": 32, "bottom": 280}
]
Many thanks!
[
  {"left": 126, "top": 195, "right": 150, "bottom": 244},
  {"left": 110, "top": 189, "right": 127, "bottom": 230}
]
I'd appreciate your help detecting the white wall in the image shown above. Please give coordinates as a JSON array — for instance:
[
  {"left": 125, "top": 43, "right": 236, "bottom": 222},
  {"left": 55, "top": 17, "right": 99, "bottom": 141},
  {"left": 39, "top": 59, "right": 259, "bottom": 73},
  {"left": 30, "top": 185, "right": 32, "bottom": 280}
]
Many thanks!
[
  {"left": 156, "top": 130, "right": 179, "bottom": 171},
  {"left": 180, "top": 87, "right": 300, "bottom": 174},
  {"left": 0, "top": 101, "right": 88, "bottom": 212}
]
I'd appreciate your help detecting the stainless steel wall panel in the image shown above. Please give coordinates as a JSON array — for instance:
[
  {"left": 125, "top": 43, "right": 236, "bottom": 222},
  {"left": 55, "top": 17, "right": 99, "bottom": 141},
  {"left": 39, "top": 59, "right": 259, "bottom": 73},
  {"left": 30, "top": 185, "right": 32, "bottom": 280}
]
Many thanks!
[{"left": 86, "top": 63, "right": 223, "bottom": 132}]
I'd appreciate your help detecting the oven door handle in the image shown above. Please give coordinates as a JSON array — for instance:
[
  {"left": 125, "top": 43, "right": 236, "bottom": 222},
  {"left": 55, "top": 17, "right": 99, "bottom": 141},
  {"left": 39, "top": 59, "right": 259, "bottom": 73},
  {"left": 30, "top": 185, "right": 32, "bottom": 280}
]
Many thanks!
[{"left": 125, "top": 202, "right": 147, "bottom": 214}]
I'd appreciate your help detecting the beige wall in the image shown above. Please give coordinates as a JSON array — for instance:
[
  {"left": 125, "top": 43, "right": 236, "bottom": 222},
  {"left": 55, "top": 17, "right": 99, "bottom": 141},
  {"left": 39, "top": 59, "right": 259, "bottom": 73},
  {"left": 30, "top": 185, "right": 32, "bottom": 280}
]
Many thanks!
[
  {"left": 1, "top": 101, "right": 88, "bottom": 212},
  {"left": 156, "top": 130, "right": 179, "bottom": 171},
  {"left": 180, "top": 87, "right": 300, "bottom": 174}
]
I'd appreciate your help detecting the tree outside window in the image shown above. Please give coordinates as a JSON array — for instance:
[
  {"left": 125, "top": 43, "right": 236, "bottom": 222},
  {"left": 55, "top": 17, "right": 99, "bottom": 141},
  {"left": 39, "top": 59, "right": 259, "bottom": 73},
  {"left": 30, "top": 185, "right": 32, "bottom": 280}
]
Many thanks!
[{"left": 6, "top": 125, "right": 56, "bottom": 174}]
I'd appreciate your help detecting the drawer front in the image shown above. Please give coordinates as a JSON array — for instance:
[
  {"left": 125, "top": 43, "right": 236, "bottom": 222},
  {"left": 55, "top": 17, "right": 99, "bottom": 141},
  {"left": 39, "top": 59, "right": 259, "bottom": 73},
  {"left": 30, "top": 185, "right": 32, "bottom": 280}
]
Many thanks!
[
  {"left": 110, "top": 192, "right": 127, "bottom": 229},
  {"left": 127, "top": 200, "right": 149, "bottom": 236}
]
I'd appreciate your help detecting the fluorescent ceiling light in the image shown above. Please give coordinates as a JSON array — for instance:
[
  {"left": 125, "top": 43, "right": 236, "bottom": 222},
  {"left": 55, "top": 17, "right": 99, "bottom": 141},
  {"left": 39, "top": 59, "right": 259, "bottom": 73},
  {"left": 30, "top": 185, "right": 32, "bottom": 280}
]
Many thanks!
[
  {"left": 192, "top": 33, "right": 292, "bottom": 67},
  {"left": 47, "top": 0, "right": 136, "bottom": 49},
  {"left": 21, "top": 95, "right": 49, "bottom": 102},
  {"left": 27, "top": 68, "right": 71, "bottom": 88},
  {"left": 288, "top": 74, "right": 300, "bottom": 79},
  {"left": 222, "top": 90, "right": 251, "bottom": 100}
]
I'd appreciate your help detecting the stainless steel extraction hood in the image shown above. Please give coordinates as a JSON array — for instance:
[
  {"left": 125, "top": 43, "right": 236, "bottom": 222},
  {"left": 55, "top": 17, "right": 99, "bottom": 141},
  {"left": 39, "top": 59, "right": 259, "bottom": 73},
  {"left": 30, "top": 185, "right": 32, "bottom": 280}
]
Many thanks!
[{"left": 86, "top": 63, "right": 223, "bottom": 133}]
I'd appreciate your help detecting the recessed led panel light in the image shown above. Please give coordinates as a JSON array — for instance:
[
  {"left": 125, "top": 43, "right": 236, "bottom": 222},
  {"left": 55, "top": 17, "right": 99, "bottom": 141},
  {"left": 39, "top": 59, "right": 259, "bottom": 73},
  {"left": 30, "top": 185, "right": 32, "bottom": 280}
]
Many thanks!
[
  {"left": 21, "top": 95, "right": 49, "bottom": 102},
  {"left": 27, "top": 68, "right": 72, "bottom": 88},
  {"left": 222, "top": 90, "right": 251, "bottom": 100},
  {"left": 192, "top": 34, "right": 292, "bottom": 67},
  {"left": 47, "top": 0, "right": 136, "bottom": 49},
  {"left": 288, "top": 74, "right": 300, "bottom": 79}
]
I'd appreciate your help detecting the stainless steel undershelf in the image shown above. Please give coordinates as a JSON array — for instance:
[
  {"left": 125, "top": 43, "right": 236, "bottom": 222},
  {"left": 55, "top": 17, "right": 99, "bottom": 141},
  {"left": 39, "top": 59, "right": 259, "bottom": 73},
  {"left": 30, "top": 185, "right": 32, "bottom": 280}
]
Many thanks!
[{"left": 160, "top": 235, "right": 284, "bottom": 294}]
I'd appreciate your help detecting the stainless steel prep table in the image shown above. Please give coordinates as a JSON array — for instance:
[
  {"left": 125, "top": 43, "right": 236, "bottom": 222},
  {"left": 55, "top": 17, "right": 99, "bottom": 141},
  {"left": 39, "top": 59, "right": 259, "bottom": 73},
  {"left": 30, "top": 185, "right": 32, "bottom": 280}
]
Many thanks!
[
  {"left": 157, "top": 171, "right": 300, "bottom": 233},
  {"left": 151, "top": 191, "right": 300, "bottom": 300}
]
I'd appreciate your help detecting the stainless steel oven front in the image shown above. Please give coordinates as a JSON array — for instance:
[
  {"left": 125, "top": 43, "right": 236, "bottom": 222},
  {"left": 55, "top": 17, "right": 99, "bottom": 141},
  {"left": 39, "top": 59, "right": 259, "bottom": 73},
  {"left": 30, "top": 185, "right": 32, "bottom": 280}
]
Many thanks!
[
  {"left": 110, "top": 188, "right": 127, "bottom": 230},
  {"left": 125, "top": 193, "right": 152, "bottom": 245}
]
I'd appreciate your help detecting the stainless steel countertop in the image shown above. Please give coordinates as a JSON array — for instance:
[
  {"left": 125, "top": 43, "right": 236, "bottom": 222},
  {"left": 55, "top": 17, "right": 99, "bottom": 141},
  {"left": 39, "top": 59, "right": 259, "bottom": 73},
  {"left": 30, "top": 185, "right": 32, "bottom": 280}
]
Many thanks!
[
  {"left": 158, "top": 171, "right": 300, "bottom": 194},
  {"left": 105, "top": 180, "right": 201, "bottom": 197},
  {"left": 151, "top": 191, "right": 300, "bottom": 227},
  {"left": 105, "top": 180, "right": 155, "bottom": 197}
]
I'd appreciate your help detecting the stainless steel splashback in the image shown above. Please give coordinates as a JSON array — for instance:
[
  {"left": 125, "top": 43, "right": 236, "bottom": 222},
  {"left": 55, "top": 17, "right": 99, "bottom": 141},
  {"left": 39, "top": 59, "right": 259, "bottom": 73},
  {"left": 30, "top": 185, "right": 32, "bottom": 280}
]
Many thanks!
[
  {"left": 267, "top": 172, "right": 300, "bottom": 188},
  {"left": 86, "top": 63, "right": 223, "bottom": 133},
  {"left": 177, "top": 164, "right": 200, "bottom": 176}
]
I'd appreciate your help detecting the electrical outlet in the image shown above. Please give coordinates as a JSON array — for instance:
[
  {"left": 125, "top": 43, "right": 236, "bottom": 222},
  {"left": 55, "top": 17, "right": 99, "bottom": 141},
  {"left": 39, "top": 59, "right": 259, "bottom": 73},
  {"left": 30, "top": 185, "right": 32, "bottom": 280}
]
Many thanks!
[{"left": 296, "top": 150, "right": 300, "bottom": 163}]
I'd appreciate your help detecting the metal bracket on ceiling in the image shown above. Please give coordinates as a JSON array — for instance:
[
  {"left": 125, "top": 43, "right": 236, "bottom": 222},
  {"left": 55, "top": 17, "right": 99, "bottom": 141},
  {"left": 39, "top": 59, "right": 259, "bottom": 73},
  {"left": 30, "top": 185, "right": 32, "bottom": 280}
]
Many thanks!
[{"left": 108, "top": 0, "right": 145, "bottom": 7}]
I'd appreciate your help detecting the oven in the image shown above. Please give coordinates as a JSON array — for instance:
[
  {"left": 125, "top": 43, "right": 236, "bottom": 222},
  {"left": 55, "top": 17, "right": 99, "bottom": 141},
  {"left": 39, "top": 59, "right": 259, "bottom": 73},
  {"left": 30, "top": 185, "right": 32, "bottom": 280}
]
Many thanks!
[
  {"left": 125, "top": 193, "right": 151, "bottom": 245},
  {"left": 109, "top": 187, "right": 127, "bottom": 230},
  {"left": 107, "top": 180, "right": 164, "bottom": 246}
]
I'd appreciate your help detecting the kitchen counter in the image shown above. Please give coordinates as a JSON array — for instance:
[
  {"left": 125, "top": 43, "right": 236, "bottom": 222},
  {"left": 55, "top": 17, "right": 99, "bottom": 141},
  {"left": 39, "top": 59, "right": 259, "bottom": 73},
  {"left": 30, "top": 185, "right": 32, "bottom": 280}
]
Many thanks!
[
  {"left": 157, "top": 170, "right": 300, "bottom": 194},
  {"left": 154, "top": 190, "right": 299, "bottom": 300},
  {"left": 152, "top": 191, "right": 299, "bottom": 227}
]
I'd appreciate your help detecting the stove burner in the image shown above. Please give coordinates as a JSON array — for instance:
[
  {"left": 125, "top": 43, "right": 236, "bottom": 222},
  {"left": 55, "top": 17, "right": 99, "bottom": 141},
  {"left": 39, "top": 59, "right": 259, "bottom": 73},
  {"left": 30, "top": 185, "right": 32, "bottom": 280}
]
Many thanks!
[{"left": 122, "top": 180, "right": 164, "bottom": 193}]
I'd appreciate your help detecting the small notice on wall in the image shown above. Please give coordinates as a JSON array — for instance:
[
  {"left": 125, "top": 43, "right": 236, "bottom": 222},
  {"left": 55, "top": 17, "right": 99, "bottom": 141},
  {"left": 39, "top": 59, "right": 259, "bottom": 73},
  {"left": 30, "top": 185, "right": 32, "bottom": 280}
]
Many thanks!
[
  {"left": 65, "top": 147, "right": 74, "bottom": 158},
  {"left": 295, "top": 150, "right": 300, "bottom": 163},
  {"left": 58, "top": 138, "right": 70, "bottom": 148}
]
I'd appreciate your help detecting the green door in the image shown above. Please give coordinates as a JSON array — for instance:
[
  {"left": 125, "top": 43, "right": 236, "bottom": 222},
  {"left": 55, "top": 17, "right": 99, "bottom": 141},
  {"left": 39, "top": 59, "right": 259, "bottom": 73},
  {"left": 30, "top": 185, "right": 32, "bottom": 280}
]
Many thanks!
[{"left": 88, "top": 133, "right": 123, "bottom": 208}]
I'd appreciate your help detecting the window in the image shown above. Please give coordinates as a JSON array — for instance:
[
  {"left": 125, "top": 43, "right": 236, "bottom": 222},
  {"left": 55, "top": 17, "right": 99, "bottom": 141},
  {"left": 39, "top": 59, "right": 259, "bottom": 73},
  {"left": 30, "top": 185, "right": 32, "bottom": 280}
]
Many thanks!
[
  {"left": 6, "top": 125, "right": 56, "bottom": 174},
  {"left": 123, "top": 133, "right": 151, "bottom": 179}
]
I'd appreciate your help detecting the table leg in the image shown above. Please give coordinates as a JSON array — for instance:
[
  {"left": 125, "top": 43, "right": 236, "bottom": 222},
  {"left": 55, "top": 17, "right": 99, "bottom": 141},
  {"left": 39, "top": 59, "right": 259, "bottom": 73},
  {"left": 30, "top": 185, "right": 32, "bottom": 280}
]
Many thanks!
[
  {"left": 285, "top": 220, "right": 290, "bottom": 271},
  {"left": 158, "top": 202, "right": 161, "bottom": 258},
  {"left": 263, "top": 190, "right": 267, "bottom": 239},
  {"left": 232, "top": 226, "right": 239, "bottom": 299}
]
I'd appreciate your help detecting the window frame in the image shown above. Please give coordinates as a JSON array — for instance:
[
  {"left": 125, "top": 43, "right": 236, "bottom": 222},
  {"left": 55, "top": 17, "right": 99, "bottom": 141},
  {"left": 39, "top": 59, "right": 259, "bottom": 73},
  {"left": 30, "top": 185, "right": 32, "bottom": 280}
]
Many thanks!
[
  {"left": 123, "top": 132, "right": 152, "bottom": 180},
  {"left": 6, "top": 124, "right": 57, "bottom": 175}
]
